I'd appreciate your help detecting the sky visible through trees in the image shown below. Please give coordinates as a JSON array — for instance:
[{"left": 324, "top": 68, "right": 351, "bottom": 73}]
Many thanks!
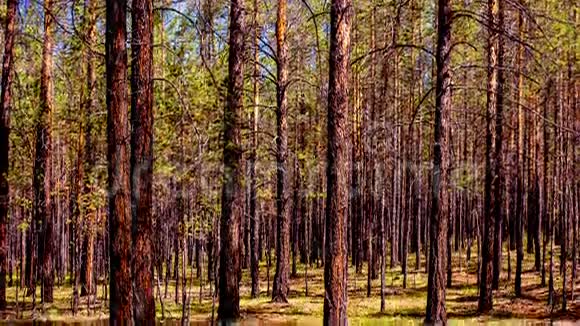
[{"left": 0, "top": 0, "right": 578, "bottom": 324}]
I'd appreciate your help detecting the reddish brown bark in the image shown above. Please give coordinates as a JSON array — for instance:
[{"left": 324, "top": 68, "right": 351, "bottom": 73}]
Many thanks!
[
  {"left": 131, "top": 0, "right": 155, "bottom": 321},
  {"left": 324, "top": 0, "right": 351, "bottom": 323},
  {"left": 106, "top": 0, "right": 133, "bottom": 320},
  {"left": 0, "top": 0, "right": 18, "bottom": 310}
]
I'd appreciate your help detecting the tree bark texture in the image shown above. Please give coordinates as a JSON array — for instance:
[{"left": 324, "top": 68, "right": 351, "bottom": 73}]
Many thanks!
[
  {"left": 0, "top": 0, "right": 17, "bottom": 310},
  {"left": 218, "top": 0, "right": 245, "bottom": 318},
  {"left": 106, "top": 0, "right": 133, "bottom": 319},
  {"left": 131, "top": 0, "right": 155, "bottom": 321},
  {"left": 323, "top": 0, "right": 351, "bottom": 324},
  {"left": 272, "top": 0, "right": 290, "bottom": 303},
  {"left": 425, "top": 0, "right": 451, "bottom": 322}
]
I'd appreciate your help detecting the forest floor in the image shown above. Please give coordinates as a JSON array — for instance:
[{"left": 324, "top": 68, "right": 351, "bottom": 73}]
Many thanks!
[{"left": 2, "top": 246, "right": 580, "bottom": 323}]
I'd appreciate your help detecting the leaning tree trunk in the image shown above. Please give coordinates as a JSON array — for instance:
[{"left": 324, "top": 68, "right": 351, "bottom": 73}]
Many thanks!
[
  {"left": 425, "top": 0, "right": 451, "bottom": 322},
  {"left": 106, "top": 0, "right": 133, "bottom": 319},
  {"left": 272, "top": 0, "right": 290, "bottom": 303},
  {"left": 130, "top": 0, "right": 155, "bottom": 320},
  {"left": 323, "top": 0, "right": 351, "bottom": 324},
  {"left": 218, "top": 0, "right": 245, "bottom": 318},
  {"left": 0, "top": 0, "right": 17, "bottom": 310}
]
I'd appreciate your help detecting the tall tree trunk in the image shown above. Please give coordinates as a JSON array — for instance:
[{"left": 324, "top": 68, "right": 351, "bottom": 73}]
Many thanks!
[
  {"left": 218, "top": 0, "right": 245, "bottom": 318},
  {"left": 249, "top": 0, "right": 260, "bottom": 299},
  {"left": 491, "top": 0, "right": 505, "bottom": 291},
  {"left": 365, "top": 5, "right": 376, "bottom": 294},
  {"left": 540, "top": 81, "right": 550, "bottom": 288},
  {"left": 36, "top": 0, "right": 55, "bottom": 304},
  {"left": 425, "top": 0, "right": 450, "bottom": 322},
  {"left": 131, "top": 0, "right": 155, "bottom": 320},
  {"left": 323, "top": 0, "right": 351, "bottom": 323},
  {"left": 106, "top": 0, "right": 133, "bottom": 319},
  {"left": 479, "top": 0, "right": 504, "bottom": 312},
  {"left": 74, "top": 0, "right": 97, "bottom": 310},
  {"left": 557, "top": 80, "right": 565, "bottom": 279},
  {"left": 569, "top": 45, "right": 577, "bottom": 301},
  {"left": 83, "top": 0, "right": 98, "bottom": 299},
  {"left": 514, "top": 3, "right": 525, "bottom": 297},
  {"left": 548, "top": 79, "right": 558, "bottom": 308},
  {"left": 380, "top": 183, "right": 385, "bottom": 312},
  {"left": 272, "top": 0, "right": 290, "bottom": 303},
  {"left": 174, "top": 178, "right": 182, "bottom": 304},
  {"left": 0, "top": 0, "right": 17, "bottom": 310}
]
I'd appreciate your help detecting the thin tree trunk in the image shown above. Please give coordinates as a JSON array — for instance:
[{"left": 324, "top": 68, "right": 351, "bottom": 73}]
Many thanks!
[
  {"left": 514, "top": 3, "right": 525, "bottom": 297},
  {"left": 556, "top": 79, "right": 563, "bottom": 309},
  {"left": 249, "top": 0, "right": 260, "bottom": 299},
  {"left": 569, "top": 35, "right": 577, "bottom": 301},
  {"left": 297, "top": 96, "right": 308, "bottom": 291},
  {"left": 540, "top": 82, "right": 550, "bottom": 288},
  {"left": 572, "top": 179, "right": 578, "bottom": 300},
  {"left": 174, "top": 179, "right": 182, "bottom": 304},
  {"left": 547, "top": 79, "right": 555, "bottom": 307},
  {"left": 272, "top": 0, "right": 290, "bottom": 303},
  {"left": 380, "top": 187, "right": 385, "bottom": 312}
]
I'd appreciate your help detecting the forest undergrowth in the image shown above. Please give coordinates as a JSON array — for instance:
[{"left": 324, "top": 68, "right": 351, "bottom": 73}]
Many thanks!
[{"left": 3, "top": 245, "right": 579, "bottom": 322}]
